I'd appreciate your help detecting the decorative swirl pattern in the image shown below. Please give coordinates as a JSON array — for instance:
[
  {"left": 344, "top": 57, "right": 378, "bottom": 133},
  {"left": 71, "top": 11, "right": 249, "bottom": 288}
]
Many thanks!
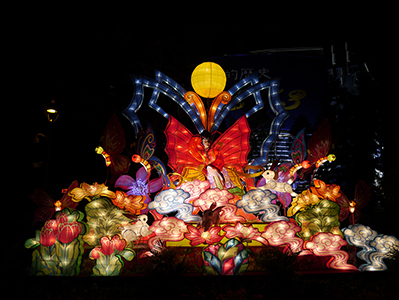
[
  {"left": 184, "top": 91, "right": 207, "bottom": 130},
  {"left": 179, "top": 179, "right": 210, "bottom": 203},
  {"left": 147, "top": 217, "right": 188, "bottom": 251},
  {"left": 236, "top": 189, "right": 288, "bottom": 222},
  {"left": 342, "top": 224, "right": 378, "bottom": 264},
  {"left": 261, "top": 220, "right": 303, "bottom": 253},
  {"left": 148, "top": 189, "right": 200, "bottom": 222},
  {"left": 304, "top": 232, "right": 357, "bottom": 270},
  {"left": 361, "top": 234, "right": 399, "bottom": 271},
  {"left": 192, "top": 189, "right": 245, "bottom": 223},
  {"left": 208, "top": 91, "right": 232, "bottom": 130}
]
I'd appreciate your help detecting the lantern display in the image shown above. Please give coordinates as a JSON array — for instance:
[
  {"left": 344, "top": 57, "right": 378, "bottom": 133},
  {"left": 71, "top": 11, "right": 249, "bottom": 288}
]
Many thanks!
[{"left": 25, "top": 61, "right": 398, "bottom": 279}]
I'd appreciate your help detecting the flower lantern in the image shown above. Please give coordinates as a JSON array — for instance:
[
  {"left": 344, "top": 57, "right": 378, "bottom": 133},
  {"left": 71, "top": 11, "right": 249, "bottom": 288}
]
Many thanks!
[
  {"left": 202, "top": 238, "right": 249, "bottom": 275},
  {"left": 191, "top": 62, "right": 226, "bottom": 98},
  {"left": 89, "top": 234, "right": 135, "bottom": 276},
  {"left": 25, "top": 208, "right": 87, "bottom": 276}
]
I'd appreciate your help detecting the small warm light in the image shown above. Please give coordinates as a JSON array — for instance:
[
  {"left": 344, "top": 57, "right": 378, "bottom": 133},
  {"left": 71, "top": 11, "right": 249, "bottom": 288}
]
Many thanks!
[
  {"left": 201, "top": 231, "right": 211, "bottom": 240},
  {"left": 132, "top": 154, "right": 142, "bottom": 163},
  {"left": 349, "top": 201, "right": 356, "bottom": 213},
  {"left": 327, "top": 154, "right": 336, "bottom": 162},
  {"left": 45, "top": 101, "right": 59, "bottom": 123},
  {"left": 302, "top": 160, "right": 311, "bottom": 169},
  {"left": 55, "top": 200, "right": 62, "bottom": 211},
  {"left": 95, "top": 146, "right": 104, "bottom": 154}
]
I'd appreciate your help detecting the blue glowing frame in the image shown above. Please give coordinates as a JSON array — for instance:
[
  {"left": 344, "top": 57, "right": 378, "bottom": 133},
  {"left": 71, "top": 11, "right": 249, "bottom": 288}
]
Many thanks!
[{"left": 123, "top": 70, "right": 289, "bottom": 166}]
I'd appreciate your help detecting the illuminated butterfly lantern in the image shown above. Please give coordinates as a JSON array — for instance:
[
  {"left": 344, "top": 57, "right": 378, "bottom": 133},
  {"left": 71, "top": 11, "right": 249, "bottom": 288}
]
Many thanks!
[
  {"left": 30, "top": 180, "right": 79, "bottom": 224},
  {"left": 336, "top": 180, "right": 371, "bottom": 225},
  {"left": 123, "top": 62, "right": 289, "bottom": 173},
  {"left": 95, "top": 114, "right": 130, "bottom": 183}
]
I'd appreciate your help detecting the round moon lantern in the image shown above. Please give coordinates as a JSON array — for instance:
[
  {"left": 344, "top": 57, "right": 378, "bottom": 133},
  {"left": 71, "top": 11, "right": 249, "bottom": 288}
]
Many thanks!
[{"left": 191, "top": 62, "right": 226, "bottom": 98}]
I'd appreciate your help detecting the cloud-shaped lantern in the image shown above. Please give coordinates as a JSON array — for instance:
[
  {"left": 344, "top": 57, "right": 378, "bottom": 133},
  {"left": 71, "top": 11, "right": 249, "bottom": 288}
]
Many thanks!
[
  {"left": 148, "top": 189, "right": 201, "bottom": 222},
  {"left": 236, "top": 189, "right": 288, "bottom": 222}
]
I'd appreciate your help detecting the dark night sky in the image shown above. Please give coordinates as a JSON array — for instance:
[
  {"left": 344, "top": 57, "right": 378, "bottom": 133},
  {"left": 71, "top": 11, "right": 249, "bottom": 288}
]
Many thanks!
[
  {"left": 16, "top": 18, "right": 392, "bottom": 193},
  {"left": 14, "top": 17, "right": 394, "bottom": 229}
]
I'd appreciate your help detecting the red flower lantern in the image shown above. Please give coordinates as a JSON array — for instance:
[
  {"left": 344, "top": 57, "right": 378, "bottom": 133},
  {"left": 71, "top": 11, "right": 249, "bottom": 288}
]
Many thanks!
[
  {"left": 40, "top": 227, "right": 57, "bottom": 247},
  {"left": 100, "top": 236, "right": 115, "bottom": 255},
  {"left": 44, "top": 219, "right": 59, "bottom": 234},
  {"left": 56, "top": 212, "right": 69, "bottom": 224},
  {"left": 58, "top": 221, "right": 82, "bottom": 244},
  {"left": 112, "top": 234, "right": 126, "bottom": 252}
]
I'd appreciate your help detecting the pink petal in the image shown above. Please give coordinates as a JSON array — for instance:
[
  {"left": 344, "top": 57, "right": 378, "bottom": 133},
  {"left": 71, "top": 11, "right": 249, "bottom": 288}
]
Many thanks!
[
  {"left": 115, "top": 175, "right": 136, "bottom": 190},
  {"left": 149, "top": 177, "right": 163, "bottom": 193},
  {"left": 136, "top": 167, "right": 148, "bottom": 182},
  {"left": 222, "top": 257, "right": 235, "bottom": 275}
]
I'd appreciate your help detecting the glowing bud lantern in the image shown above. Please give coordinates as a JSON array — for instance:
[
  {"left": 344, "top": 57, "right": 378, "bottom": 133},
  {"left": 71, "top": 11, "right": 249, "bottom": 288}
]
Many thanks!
[
  {"left": 191, "top": 62, "right": 226, "bottom": 98},
  {"left": 202, "top": 238, "right": 249, "bottom": 275}
]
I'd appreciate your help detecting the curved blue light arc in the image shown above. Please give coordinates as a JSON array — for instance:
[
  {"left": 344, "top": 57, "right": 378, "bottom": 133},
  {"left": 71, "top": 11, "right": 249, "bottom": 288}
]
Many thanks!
[
  {"left": 123, "top": 71, "right": 206, "bottom": 136},
  {"left": 251, "top": 77, "right": 289, "bottom": 167},
  {"left": 210, "top": 79, "right": 273, "bottom": 132},
  {"left": 123, "top": 76, "right": 145, "bottom": 137}
]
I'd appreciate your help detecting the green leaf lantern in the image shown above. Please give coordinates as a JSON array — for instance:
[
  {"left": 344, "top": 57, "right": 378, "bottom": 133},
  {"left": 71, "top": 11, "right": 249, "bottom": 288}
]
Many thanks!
[{"left": 295, "top": 199, "right": 343, "bottom": 241}]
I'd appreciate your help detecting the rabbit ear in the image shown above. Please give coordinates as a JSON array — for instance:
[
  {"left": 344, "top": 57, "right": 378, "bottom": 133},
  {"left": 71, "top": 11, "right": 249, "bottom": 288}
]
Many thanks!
[
  {"left": 209, "top": 202, "right": 217, "bottom": 211},
  {"left": 269, "top": 159, "right": 280, "bottom": 171}
]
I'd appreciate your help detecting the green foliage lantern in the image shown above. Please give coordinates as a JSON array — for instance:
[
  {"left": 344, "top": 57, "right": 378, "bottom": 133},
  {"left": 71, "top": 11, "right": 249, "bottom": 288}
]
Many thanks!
[
  {"left": 83, "top": 197, "right": 132, "bottom": 247},
  {"left": 295, "top": 199, "right": 343, "bottom": 241}
]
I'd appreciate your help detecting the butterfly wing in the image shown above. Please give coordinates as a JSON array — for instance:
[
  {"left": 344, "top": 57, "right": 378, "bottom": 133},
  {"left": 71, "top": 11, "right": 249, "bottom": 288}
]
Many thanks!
[
  {"left": 110, "top": 154, "right": 131, "bottom": 183},
  {"left": 139, "top": 122, "right": 169, "bottom": 186},
  {"left": 349, "top": 209, "right": 362, "bottom": 225},
  {"left": 336, "top": 193, "right": 350, "bottom": 221},
  {"left": 355, "top": 180, "right": 371, "bottom": 209},
  {"left": 101, "top": 114, "right": 130, "bottom": 181},
  {"left": 60, "top": 180, "right": 79, "bottom": 210},
  {"left": 307, "top": 119, "right": 332, "bottom": 165},
  {"left": 139, "top": 122, "right": 157, "bottom": 161},
  {"left": 290, "top": 128, "right": 307, "bottom": 165},
  {"left": 103, "top": 114, "right": 126, "bottom": 156},
  {"left": 276, "top": 162, "right": 295, "bottom": 183},
  {"left": 164, "top": 116, "right": 196, "bottom": 173},
  {"left": 30, "top": 189, "right": 55, "bottom": 224},
  {"left": 213, "top": 115, "right": 251, "bottom": 170}
]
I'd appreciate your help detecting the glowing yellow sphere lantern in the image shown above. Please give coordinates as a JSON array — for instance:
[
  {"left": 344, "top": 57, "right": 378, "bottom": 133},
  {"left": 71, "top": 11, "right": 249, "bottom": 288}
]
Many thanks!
[{"left": 191, "top": 62, "right": 226, "bottom": 98}]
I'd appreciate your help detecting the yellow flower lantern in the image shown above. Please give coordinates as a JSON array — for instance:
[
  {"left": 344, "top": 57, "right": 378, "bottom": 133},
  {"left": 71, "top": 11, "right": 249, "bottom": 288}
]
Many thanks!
[{"left": 191, "top": 62, "right": 226, "bottom": 98}]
